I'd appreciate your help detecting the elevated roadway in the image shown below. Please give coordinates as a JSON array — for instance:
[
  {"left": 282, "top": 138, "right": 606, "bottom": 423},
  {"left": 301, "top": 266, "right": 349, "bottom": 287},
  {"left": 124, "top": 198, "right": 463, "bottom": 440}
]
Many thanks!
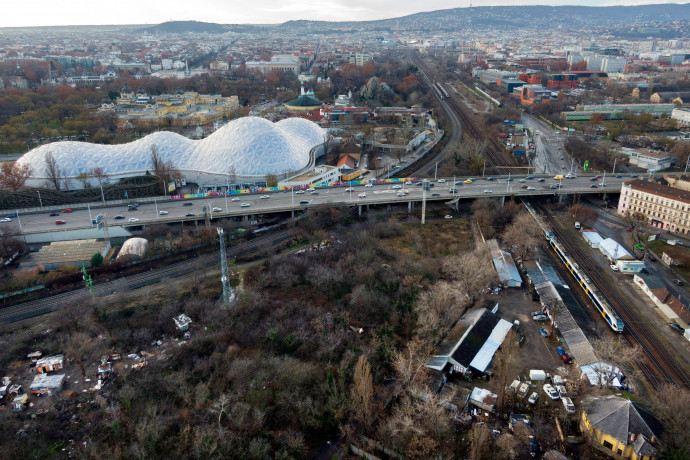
[{"left": 13, "top": 174, "right": 630, "bottom": 235}]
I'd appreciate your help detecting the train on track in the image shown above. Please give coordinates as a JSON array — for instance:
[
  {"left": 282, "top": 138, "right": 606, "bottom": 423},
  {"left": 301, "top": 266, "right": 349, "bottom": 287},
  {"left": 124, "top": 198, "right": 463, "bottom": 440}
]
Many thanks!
[{"left": 525, "top": 202, "right": 624, "bottom": 333}]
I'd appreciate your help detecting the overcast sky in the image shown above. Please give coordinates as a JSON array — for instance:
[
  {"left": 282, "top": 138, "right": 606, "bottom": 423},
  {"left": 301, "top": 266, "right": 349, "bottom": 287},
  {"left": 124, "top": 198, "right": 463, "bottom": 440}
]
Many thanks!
[{"left": 2, "top": 1, "right": 685, "bottom": 28}]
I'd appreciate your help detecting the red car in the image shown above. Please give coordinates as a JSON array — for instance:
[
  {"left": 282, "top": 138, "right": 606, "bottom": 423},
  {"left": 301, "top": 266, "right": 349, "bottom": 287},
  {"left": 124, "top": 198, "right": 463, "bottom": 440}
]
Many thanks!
[
  {"left": 61, "top": 209, "right": 72, "bottom": 213},
  {"left": 55, "top": 220, "right": 66, "bottom": 225},
  {"left": 595, "top": 175, "right": 602, "bottom": 179},
  {"left": 626, "top": 227, "right": 633, "bottom": 232}
]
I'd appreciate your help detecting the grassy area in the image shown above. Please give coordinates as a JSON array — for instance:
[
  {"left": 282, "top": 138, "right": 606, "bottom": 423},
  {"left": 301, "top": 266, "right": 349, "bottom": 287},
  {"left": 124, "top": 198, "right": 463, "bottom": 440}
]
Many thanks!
[{"left": 384, "top": 218, "right": 474, "bottom": 258}]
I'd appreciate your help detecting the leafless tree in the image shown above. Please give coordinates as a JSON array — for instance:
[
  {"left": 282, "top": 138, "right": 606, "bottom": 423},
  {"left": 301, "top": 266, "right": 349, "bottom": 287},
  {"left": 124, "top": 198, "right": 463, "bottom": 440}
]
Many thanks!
[
  {"left": 393, "top": 338, "right": 431, "bottom": 393},
  {"left": 501, "top": 212, "right": 543, "bottom": 260},
  {"left": 350, "top": 354, "right": 374, "bottom": 426},
  {"left": 468, "top": 423, "right": 494, "bottom": 460},
  {"left": 89, "top": 167, "right": 109, "bottom": 186},
  {"left": 651, "top": 383, "right": 690, "bottom": 454},
  {"left": 0, "top": 223, "right": 25, "bottom": 259},
  {"left": 75, "top": 172, "right": 90, "bottom": 189},
  {"left": 44, "top": 152, "right": 63, "bottom": 190},
  {"left": 415, "top": 281, "right": 465, "bottom": 342},
  {"left": 442, "top": 245, "right": 496, "bottom": 304},
  {"left": 0, "top": 162, "right": 32, "bottom": 191},
  {"left": 150, "top": 145, "right": 182, "bottom": 194}
]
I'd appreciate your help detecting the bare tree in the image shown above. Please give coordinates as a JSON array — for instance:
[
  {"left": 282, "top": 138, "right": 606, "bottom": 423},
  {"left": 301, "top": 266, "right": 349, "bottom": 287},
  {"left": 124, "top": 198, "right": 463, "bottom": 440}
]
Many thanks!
[
  {"left": 393, "top": 338, "right": 431, "bottom": 393},
  {"left": 0, "top": 162, "right": 32, "bottom": 191},
  {"left": 501, "top": 212, "right": 543, "bottom": 260},
  {"left": 415, "top": 281, "right": 465, "bottom": 342},
  {"left": 350, "top": 354, "right": 374, "bottom": 426},
  {"left": 0, "top": 223, "right": 25, "bottom": 259},
  {"left": 468, "top": 423, "right": 494, "bottom": 460},
  {"left": 442, "top": 245, "right": 496, "bottom": 304},
  {"left": 89, "top": 167, "right": 109, "bottom": 186},
  {"left": 150, "top": 145, "right": 182, "bottom": 194},
  {"left": 44, "top": 152, "right": 63, "bottom": 190},
  {"left": 651, "top": 383, "right": 690, "bottom": 455},
  {"left": 75, "top": 172, "right": 90, "bottom": 189}
]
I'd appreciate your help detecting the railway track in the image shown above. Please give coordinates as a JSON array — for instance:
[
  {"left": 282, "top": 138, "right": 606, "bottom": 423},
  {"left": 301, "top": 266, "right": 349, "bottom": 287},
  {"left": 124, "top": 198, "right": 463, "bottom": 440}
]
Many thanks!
[
  {"left": 408, "top": 52, "right": 513, "bottom": 175},
  {"left": 0, "top": 230, "right": 296, "bottom": 323},
  {"left": 540, "top": 206, "right": 690, "bottom": 389}
]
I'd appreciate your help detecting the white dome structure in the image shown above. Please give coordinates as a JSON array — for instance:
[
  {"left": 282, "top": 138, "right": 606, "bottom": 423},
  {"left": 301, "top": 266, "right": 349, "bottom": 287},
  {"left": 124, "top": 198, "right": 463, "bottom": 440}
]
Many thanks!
[{"left": 17, "top": 117, "right": 327, "bottom": 188}]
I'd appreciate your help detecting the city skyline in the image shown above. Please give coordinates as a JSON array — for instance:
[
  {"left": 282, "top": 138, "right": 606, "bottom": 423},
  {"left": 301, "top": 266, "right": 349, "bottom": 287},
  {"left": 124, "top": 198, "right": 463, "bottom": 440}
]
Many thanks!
[{"left": 3, "top": 0, "right": 687, "bottom": 28}]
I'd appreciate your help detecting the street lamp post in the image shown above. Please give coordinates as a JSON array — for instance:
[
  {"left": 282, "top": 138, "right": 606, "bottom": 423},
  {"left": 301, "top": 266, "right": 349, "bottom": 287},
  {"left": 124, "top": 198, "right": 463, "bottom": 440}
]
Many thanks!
[
  {"left": 612, "top": 158, "right": 617, "bottom": 175},
  {"left": 434, "top": 162, "right": 438, "bottom": 181},
  {"left": 37, "top": 190, "right": 43, "bottom": 209},
  {"left": 684, "top": 155, "right": 690, "bottom": 176},
  {"left": 482, "top": 160, "right": 486, "bottom": 178},
  {"left": 99, "top": 184, "right": 105, "bottom": 206},
  {"left": 154, "top": 197, "right": 159, "bottom": 216}
]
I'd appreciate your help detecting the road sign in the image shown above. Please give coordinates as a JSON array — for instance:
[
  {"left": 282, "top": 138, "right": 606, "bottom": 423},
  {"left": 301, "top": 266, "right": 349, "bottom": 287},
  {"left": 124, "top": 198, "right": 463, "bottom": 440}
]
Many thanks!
[
  {"left": 583, "top": 160, "right": 589, "bottom": 171},
  {"left": 97, "top": 222, "right": 103, "bottom": 231}
]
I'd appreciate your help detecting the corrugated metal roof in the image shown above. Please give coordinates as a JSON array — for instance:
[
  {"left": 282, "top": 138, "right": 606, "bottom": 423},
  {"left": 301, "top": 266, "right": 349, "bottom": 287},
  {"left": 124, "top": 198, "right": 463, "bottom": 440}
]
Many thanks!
[
  {"left": 582, "top": 230, "right": 604, "bottom": 246},
  {"left": 600, "top": 238, "right": 634, "bottom": 260},
  {"left": 491, "top": 250, "right": 522, "bottom": 287},
  {"left": 469, "top": 319, "right": 513, "bottom": 372}
]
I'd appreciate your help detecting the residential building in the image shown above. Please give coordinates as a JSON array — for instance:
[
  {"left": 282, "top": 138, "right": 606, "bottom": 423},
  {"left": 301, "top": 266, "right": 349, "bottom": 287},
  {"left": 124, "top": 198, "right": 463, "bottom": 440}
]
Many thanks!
[
  {"left": 209, "top": 61, "right": 229, "bottom": 71},
  {"left": 546, "top": 74, "right": 578, "bottom": 89},
  {"left": 633, "top": 272, "right": 690, "bottom": 323},
  {"left": 650, "top": 91, "right": 690, "bottom": 104},
  {"left": 618, "top": 179, "right": 690, "bottom": 234},
  {"left": 580, "top": 395, "right": 661, "bottom": 460},
  {"left": 672, "top": 107, "right": 690, "bottom": 126},
  {"left": 348, "top": 53, "right": 372, "bottom": 67},
  {"left": 518, "top": 72, "right": 542, "bottom": 85},
  {"left": 498, "top": 78, "right": 525, "bottom": 94},
  {"left": 602, "top": 57, "right": 627, "bottom": 74}
]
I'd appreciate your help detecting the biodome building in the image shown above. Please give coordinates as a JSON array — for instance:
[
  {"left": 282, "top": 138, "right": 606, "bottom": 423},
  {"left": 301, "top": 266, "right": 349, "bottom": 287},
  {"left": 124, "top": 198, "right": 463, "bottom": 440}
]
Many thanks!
[{"left": 17, "top": 117, "right": 328, "bottom": 190}]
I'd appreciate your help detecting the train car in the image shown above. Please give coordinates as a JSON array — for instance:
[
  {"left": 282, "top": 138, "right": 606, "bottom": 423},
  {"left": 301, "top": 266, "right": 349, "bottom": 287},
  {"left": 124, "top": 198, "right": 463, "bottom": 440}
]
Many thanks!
[
  {"left": 524, "top": 201, "right": 623, "bottom": 333},
  {"left": 546, "top": 234, "right": 624, "bottom": 333}
]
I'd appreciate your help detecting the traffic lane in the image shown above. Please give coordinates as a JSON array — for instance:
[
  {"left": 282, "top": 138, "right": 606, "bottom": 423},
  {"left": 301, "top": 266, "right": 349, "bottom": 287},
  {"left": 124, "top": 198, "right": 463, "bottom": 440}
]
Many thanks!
[{"left": 18, "top": 178, "right": 629, "bottom": 232}]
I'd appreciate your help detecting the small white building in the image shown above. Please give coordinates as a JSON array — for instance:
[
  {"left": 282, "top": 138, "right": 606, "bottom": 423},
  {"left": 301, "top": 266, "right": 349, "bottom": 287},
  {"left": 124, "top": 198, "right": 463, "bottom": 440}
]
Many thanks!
[
  {"left": 30, "top": 373, "right": 65, "bottom": 395},
  {"left": 174, "top": 314, "right": 192, "bottom": 332},
  {"left": 582, "top": 229, "right": 604, "bottom": 249},
  {"left": 672, "top": 107, "right": 690, "bottom": 126}
]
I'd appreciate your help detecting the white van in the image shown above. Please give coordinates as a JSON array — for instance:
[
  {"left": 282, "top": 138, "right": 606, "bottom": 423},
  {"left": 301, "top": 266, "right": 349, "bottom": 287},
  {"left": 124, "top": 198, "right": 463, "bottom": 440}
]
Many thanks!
[{"left": 574, "top": 221, "right": 581, "bottom": 230}]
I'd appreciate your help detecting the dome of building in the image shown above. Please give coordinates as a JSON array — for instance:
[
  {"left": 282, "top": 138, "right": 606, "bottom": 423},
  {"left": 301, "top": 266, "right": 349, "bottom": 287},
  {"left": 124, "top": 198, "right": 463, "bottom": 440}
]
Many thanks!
[
  {"left": 17, "top": 117, "right": 327, "bottom": 187},
  {"left": 285, "top": 89, "right": 323, "bottom": 113}
]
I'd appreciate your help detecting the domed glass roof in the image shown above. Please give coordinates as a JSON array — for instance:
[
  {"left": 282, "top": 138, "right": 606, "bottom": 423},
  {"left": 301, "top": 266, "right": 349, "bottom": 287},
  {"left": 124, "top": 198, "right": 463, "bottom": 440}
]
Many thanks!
[{"left": 18, "top": 117, "right": 327, "bottom": 180}]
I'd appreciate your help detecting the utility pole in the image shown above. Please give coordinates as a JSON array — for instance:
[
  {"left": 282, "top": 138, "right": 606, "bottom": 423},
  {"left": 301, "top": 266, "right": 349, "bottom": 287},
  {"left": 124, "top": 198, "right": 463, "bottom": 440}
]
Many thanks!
[
  {"left": 612, "top": 157, "right": 617, "bottom": 174},
  {"left": 37, "top": 190, "right": 42, "bottom": 209},
  {"left": 482, "top": 160, "right": 486, "bottom": 178},
  {"left": 684, "top": 155, "right": 690, "bottom": 176},
  {"left": 421, "top": 179, "right": 427, "bottom": 225},
  {"left": 217, "top": 227, "right": 234, "bottom": 305},
  {"left": 434, "top": 162, "right": 438, "bottom": 181}
]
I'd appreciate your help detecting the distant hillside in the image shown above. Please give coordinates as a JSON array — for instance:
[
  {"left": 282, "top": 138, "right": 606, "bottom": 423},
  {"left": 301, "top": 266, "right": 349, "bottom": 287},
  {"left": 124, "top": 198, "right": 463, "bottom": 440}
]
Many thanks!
[
  {"left": 143, "top": 21, "right": 229, "bottom": 34},
  {"left": 279, "top": 3, "right": 690, "bottom": 33}
]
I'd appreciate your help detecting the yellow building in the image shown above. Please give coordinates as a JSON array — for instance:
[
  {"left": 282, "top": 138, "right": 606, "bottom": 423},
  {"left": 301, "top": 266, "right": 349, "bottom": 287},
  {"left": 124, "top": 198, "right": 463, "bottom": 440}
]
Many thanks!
[{"left": 580, "top": 395, "right": 661, "bottom": 460}]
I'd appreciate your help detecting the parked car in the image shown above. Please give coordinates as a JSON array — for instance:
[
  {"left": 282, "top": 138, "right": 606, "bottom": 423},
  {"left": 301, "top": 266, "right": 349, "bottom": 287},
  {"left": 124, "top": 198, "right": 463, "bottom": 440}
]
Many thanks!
[
  {"left": 539, "top": 329, "right": 549, "bottom": 337},
  {"left": 444, "top": 215, "right": 453, "bottom": 219},
  {"left": 669, "top": 323, "right": 685, "bottom": 333},
  {"left": 560, "top": 354, "right": 572, "bottom": 364},
  {"left": 61, "top": 208, "right": 72, "bottom": 213},
  {"left": 528, "top": 392, "right": 539, "bottom": 405},
  {"left": 556, "top": 346, "right": 566, "bottom": 356},
  {"left": 531, "top": 311, "right": 545, "bottom": 317},
  {"left": 543, "top": 384, "right": 560, "bottom": 400},
  {"left": 128, "top": 218, "right": 139, "bottom": 223},
  {"left": 159, "top": 210, "right": 168, "bottom": 215},
  {"left": 610, "top": 264, "right": 619, "bottom": 271},
  {"left": 533, "top": 314, "right": 549, "bottom": 322},
  {"left": 55, "top": 220, "right": 66, "bottom": 225}
]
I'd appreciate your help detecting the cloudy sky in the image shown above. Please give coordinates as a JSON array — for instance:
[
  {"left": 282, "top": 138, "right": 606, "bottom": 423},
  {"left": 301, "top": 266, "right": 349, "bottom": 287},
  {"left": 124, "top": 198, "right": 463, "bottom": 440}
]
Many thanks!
[{"left": 2, "top": 0, "right": 685, "bottom": 27}]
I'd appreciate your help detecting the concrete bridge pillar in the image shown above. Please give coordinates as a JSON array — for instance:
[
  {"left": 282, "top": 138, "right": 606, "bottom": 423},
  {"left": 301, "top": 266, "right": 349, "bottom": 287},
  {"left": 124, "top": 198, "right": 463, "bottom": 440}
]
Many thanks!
[
  {"left": 408, "top": 201, "right": 413, "bottom": 213},
  {"left": 558, "top": 193, "right": 564, "bottom": 203},
  {"left": 500, "top": 195, "right": 505, "bottom": 206},
  {"left": 358, "top": 205, "right": 362, "bottom": 217}
]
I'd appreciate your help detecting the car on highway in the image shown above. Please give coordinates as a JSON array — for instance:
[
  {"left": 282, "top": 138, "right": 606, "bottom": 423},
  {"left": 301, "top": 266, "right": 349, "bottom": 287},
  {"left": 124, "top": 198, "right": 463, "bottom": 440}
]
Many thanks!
[
  {"left": 241, "top": 203, "right": 250, "bottom": 207},
  {"left": 128, "top": 217, "right": 139, "bottom": 223},
  {"left": 0, "top": 218, "right": 12, "bottom": 223},
  {"left": 616, "top": 174, "right": 623, "bottom": 178},
  {"left": 455, "top": 181, "right": 464, "bottom": 185},
  {"left": 185, "top": 213, "right": 195, "bottom": 217},
  {"left": 538, "top": 178, "right": 545, "bottom": 182},
  {"left": 49, "top": 212, "right": 60, "bottom": 216},
  {"left": 631, "top": 174, "right": 639, "bottom": 178},
  {"left": 358, "top": 193, "right": 366, "bottom": 198},
  {"left": 595, "top": 175, "right": 602, "bottom": 179},
  {"left": 526, "top": 176, "right": 534, "bottom": 180},
  {"left": 310, "top": 190, "right": 319, "bottom": 195},
  {"left": 464, "top": 179, "right": 473, "bottom": 184},
  {"left": 6, "top": 213, "right": 17, "bottom": 218},
  {"left": 55, "top": 220, "right": 66, "bottom": 225},
  {"left": 483, "top": 189, "right": 493, "bottom": 193},
  {"left": 550, "top": 184, "right": 559, "bottom": 189},
  {"left": 159, "top": 210, "right": 168, "bottom": 215},
  {"left": 299, "top": 200, "right": 309, "bottom": 205},
  {"left": 430, "top": 192, "right": 439, "bottom": 196},
  {"left": 231, "top": 197, "right": 240, "bottom": 201},
  {"left": 519, "top": 179, "right": 526, "bottom": 183},
  {"left": 506, "top": 178, "right": 514, "bottom": 182},
  {"left": 345, "top": 188, "right": 354, "bottom": 192},
  {"left": 554, "top": 175, "right": 564, "bottom": 180},
  {"left": 260, "top": 195, "right": 270, "bottom": 199},
  {"left": 61, "top": 209, "right": 72, "bottom": 213},
  {"left": 392, "top": 185, "right": 402, "bottom": 189},
  {"left": 527, "top": 186, "right": 536, "bottom": 190},
  {"left": 438, "top": 179, "right": 446, "bottom": 183},
  {"left": 114, "top": 215, "right": 124, "bottom": 220},
  {"left": 397, "top": 192, "right": 405, "bottom": 197},
  {"left": 183, "top": 202, "right": 193, "bottom": 206},
  {"left": 669, "top": 323, "right": 685, "bottom": 333},
  {"left": 610, "top": 264, "right": 619, "bottom": 271},
  {"left": 212, "top": 207, "right": 222, "bottom": 212},
  {"left": 449, "top": 188, "right": 457, "bottom": 193},
  {"left": 365, "top": 183, "right": 374, "bottom": 188},
  {"left": 590, "top": 177, "right": 598, "bottom": 181},
  {"left": 486, "top": 177, "right": 494, "bottom": 181},
  {"left": 295, "top": 190, "right": 305, "bottom": 194},
  {"left": 521, "top": 184, "right": 528, "bottom": 189},
  {"left": 590, "top": 184, "right": 598, "bottom": 188}
]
